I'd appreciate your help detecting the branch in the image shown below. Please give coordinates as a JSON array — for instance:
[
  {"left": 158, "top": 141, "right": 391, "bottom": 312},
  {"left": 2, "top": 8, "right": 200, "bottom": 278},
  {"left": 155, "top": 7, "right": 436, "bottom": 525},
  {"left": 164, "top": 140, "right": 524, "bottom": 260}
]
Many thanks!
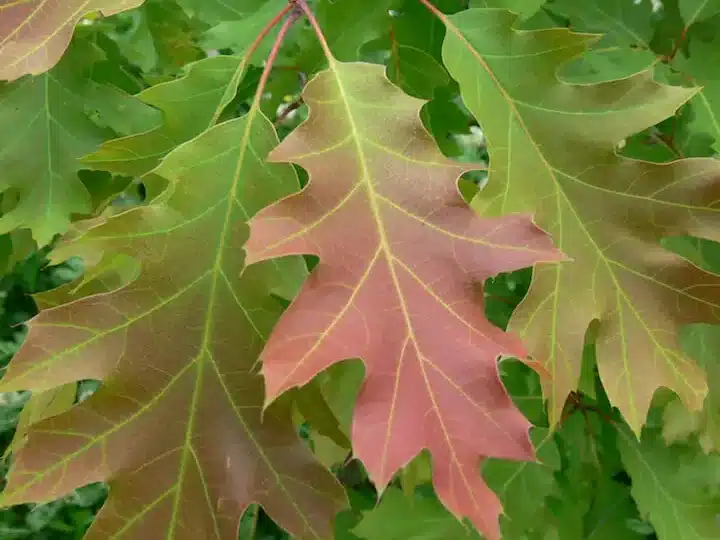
[
  {"left": 274, "top": 97, "right": 305, "bottom": 126},
  {"left": 250, "top": 11, "right": 301, "bottom": 112}
]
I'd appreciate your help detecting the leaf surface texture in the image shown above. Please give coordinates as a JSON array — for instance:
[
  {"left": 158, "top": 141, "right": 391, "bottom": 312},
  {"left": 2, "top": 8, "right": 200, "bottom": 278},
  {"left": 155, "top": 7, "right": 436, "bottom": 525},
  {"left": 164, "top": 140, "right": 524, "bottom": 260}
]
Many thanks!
[
  {"left": 246, "top": 60, "right": 562, "bottom": 540},
  {"left": 0, "top": 101, "right": 345, "bottom": 539},
  {"left": 442, "top": 8, "right": 720, "bottom": 429}
]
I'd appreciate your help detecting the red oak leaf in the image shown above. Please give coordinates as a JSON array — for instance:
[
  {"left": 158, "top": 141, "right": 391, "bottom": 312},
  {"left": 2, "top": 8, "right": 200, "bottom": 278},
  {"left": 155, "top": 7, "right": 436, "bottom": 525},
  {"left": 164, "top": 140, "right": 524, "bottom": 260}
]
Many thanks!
[{"left": 246, "top": 61, "right": 564, "bottom": 539}]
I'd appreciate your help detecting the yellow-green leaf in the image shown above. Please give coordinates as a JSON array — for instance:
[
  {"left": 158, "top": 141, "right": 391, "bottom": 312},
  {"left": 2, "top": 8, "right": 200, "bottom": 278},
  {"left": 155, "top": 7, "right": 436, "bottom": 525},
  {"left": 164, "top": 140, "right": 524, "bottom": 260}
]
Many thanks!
[{"left": 440, "top": 7, "right": 720, "bottom": 431}]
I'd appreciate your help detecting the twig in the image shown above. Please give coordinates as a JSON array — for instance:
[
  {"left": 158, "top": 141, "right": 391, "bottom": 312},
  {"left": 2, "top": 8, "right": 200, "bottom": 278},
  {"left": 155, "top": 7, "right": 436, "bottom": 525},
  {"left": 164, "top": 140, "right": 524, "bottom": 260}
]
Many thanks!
[
  {"left": 295, "top": 0, "right": 335, "bottom": 59},
  {"left": 661, "top": 25, "right": 689, "bottom": 63},
  {"left": 249, "top": 11, "right": 301, "bottom": 112},
  {"left": 274, "top": 97, "right": 305, "bottom": 126},
  {"left": 560, "top": 391, "right": 616, "bottom": 428},
  {"left": 209, "top": 2, "right": 295, "bottom": 126},
  {"left": 416, "top": 0, "right": 447, "bottom": 22},
  {"left": 389, "top": 21, "right": 402, "bottom": 83},
  {"left": 246, "top": 3, "right": 295, "bottom": 70}
]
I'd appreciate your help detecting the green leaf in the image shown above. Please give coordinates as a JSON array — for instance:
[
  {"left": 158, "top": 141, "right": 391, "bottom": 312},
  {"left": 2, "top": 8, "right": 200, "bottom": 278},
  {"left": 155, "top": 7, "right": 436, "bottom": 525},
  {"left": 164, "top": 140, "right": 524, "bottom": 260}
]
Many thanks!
[
  {"left": 176, "top": 0, "right": 274, "bottom": 25},
  {"left": 386, "top": 45, "right": 450, "bottom": 98},
  {"left": 390, "top": 0, "right": 456, "bottom": 59},
  {"left": 83, "top": 0, "right": 288, "bottom": 178},
  {"left": 82, "top": 55, "right": 251, "bottom": 178},
  {"left": 678, "top": 0, "right": 720, "bottom": 25},
  {"left": 549, "top": 0, "right": 655, "bottom": 47},
  {"left": 420, "top": 96, "right": 471, "bottom": 157},
  {"left": 584, "top": 476, "right": 646, "bottom": 540},
  {"left": 618, "top": 423, "right": 720, "bottom": 540},
  {"left": 354, "top": 488, "right": 480, "bottom": 540},
  {"left": 0, "top": 39, "right": 129, "bottom": 245},
  {"left": 548, "top": 0, "right": 659, "bottom": 82},
  {"left": 110, "top": 0, "right": 204, "bottom": 74},
  {"left": 199, "top": 0, "right": 288, "bottom": 55},
  {"left": 297, "top": 0, "right": 394, "bottom": 70},
  {"left": 483, "top": 428, "right": 560, "bottom": 539},
  {"left": 470, "top": 0, "right": 546, "bottom": 19},
  {"left": 674, "top": 26, "right": 720, "bottom": 150},
  {"left": 663, "top": 323, "right": 720, "bottom": 453}
]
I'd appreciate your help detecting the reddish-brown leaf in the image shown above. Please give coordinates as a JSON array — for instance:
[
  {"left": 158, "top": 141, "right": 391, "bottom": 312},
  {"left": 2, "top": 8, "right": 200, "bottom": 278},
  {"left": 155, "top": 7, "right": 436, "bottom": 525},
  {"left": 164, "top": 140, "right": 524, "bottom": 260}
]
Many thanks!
[
  {"left": 246, "top": 60, "right": 563, "bottom": 540},
  {"left": 0, "top": 0, "right": 145, "bottom": 81}
]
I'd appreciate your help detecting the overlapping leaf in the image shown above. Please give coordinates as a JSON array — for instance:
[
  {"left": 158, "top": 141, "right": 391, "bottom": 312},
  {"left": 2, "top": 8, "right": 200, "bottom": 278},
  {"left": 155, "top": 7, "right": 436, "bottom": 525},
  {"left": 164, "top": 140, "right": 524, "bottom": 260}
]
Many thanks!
[
  {"left": 245, "top": 60, "right": 562, "bottom": 540},
  {"left": 440, "top": 7, "right": 720, "bottom": 431},
  {"left": 109, "top": 0, "right": 204, "bottom": 73},
  {"left": 482, "top": 429, "right": 560, "bottom": 539},
  {"left": 296, "top": 0, "right": 394, "bottom": 72},
  {"left": 369, "top": 0, "right": 454, "bottom": 99},
  {"left": 553, "top": 0, "right": 720, "bottom": 150},
  {"left": 0, "top": 101, "right": 345, "bottom": 538},
  {"left": 83, "top": 54, "right": 249, "bottom": 177},
  {"left": 618, "top": 421, "right": 720, "bottom": 540},
  {"left": 663, "top": 323, "right": 720, "bottom": 452},
  {"left": 0, "top": 38, "right": 145, "bottom": 245},
  {"left": 83, "top": 0, "right": 285, "bottom": 179},
  {"left": 0, "top": 0, "right": 145, "bottom": 81},
  {"left": 471, "top": 0, "right": 545, "bottom": 19},
  {"left": 678, "top": 0, "right": 720, "bottom": 23},
  {"left": 547, "top": 0, "right": 659, "bottom": 81},
  {"left": 176, "top": 0, "right": 283, "bottom": 26},
  {"left": 674, "top": 9, "right": 720, "bottom": 151}
]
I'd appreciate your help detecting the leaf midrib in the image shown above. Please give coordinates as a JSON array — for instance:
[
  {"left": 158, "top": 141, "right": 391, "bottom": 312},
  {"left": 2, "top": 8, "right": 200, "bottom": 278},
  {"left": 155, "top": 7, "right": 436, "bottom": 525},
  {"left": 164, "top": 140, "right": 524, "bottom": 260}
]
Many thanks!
[
  {"left": 164, "top": 101, "right": 321, "bottom": 537},
  {"left": 445, "top": 11, "right": 710, "bottom": 425},
  {"left": 325, "top": 59, "right": 487, "bottom": 510},
  {"left": 6, "top": 117, "right": 322, "bottom": 539}
]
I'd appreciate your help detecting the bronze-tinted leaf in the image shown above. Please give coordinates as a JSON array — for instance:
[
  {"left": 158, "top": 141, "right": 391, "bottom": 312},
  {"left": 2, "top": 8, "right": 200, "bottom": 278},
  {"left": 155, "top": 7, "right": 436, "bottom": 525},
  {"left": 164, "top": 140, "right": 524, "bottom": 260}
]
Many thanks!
[
  {"left": 0, "top": 105, "right": 345, "bottom": 538},
  {"left": 0, "top": 0, "right": 145, "bottom": 81}
]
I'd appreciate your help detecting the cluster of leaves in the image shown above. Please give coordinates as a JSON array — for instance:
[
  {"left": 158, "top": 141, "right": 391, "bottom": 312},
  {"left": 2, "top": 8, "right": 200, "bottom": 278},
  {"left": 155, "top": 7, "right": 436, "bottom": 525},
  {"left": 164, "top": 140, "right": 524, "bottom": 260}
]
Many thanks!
[{"left": 1, "top": 0, "right": 720, "bottom": 538}]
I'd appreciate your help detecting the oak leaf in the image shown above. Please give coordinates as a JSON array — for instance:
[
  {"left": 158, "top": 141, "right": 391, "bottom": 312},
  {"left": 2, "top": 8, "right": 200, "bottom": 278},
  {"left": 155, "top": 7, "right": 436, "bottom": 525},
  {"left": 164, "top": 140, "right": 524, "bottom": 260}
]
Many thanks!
[
  {"left": 0, "top": 0, "right": 145, "bottom": 81},
  {"left": 0, "top": 107, "right": 345, "bottom": 538},
  {"left": 440, "top": 7, "right": 720, "bottom": 431},
  {"left": 246, "top": 60, "right": 562, "bottom": 540},
  {"left": 81, "top": 0, "right": 290, "bottom": 178},
  {"left": 618, "top": 422, "right": 720, "bottom": 540},
  {"left": 0, "top": 38, "right": 144, "bottom": 245},
  {"left": 82, "top": 54, "right": 250, "bottom": 178}
]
